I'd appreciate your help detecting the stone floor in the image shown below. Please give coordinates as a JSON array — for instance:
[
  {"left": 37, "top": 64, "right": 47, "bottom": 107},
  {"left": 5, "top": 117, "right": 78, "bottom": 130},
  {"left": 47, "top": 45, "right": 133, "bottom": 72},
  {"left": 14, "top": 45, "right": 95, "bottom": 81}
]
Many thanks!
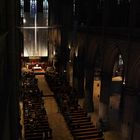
[
  {"left": 21, "top": 74, "right": 127, "bottom": 140},
  {"left": 36, "top": 75, "right": 73, "bottom": 140}
]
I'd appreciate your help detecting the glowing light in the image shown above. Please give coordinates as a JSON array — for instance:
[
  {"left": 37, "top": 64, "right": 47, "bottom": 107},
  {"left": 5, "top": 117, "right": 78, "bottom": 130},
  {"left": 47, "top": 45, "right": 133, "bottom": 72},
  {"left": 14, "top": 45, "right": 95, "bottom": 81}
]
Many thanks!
[
  {"left": 53, "top": 50, "right": 56, "bottom": 55},
  {"left": 75, "top": 47, "right": 78, "bottom": 57},
  {"left": 23, "top": 18, "right": 26, "bottom": 23},
  {"left": 68, "top": 44, "right": 71, "bottom": 49},
  {"left": 35, "top": 14, "right": 37, "bottom": 55}
]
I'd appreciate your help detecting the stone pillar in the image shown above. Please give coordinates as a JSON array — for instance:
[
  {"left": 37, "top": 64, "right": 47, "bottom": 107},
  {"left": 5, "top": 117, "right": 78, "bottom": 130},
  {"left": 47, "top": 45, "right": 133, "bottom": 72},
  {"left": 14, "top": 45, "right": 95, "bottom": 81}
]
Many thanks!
[
  {"left": 1, "top": 0, "right": 21, "bottom": 139},
  {"left": 121, "top": 87, "right": 138, "bottom": 140},
  {"left": 73, "top": 56, "right": 78, "bottom": 91},
  {"left": 84, "top": 69, "right": 94, "bottom": 112},
  {"left": 77, "top": 74, "right": 84, "bottom": 98},
  {"left": 98, "top": 73, "right": 112, "bottom": 129},
  {"left": 0, "top": 33, "right": 7, "bottom": 139},
  {"left": 99, "top": 102, "right": 109, "bottom": 122},
  {"left": 77, "top": 60, "right": 84, "bottom": 98}
]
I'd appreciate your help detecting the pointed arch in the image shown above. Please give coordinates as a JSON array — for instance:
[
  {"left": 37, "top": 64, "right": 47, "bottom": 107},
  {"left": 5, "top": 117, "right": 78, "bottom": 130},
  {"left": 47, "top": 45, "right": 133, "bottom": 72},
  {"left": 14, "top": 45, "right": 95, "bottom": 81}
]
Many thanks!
[
  {"left": 102, "top": 46, "right": 125, "bottom": 79},
  {"left": 100, "top": 45, "right": 125, "bottom": 103}
]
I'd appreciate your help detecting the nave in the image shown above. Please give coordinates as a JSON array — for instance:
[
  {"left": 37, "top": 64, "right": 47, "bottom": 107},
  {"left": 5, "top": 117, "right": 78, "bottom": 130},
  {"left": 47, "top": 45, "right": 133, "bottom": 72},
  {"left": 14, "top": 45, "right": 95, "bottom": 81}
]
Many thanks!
[
  {"left": 20, "top": 73, "right": 73, "bottom": 140},
  {"left": 20, "top": 72, "right": 123, "bottom": 140}
]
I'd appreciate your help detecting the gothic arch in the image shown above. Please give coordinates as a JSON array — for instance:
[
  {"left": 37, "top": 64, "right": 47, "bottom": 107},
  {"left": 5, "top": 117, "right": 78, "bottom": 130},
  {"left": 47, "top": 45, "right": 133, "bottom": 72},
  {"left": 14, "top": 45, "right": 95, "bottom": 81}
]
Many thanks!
[
  {"left": 98, "top": 45, "right": 126, "bottom": 131},
  {"left": 100, "top": 44, "right": 125, "bottom": 104},
  {"left": 102, "top": 46, "right": 123, "bottom": 76}
]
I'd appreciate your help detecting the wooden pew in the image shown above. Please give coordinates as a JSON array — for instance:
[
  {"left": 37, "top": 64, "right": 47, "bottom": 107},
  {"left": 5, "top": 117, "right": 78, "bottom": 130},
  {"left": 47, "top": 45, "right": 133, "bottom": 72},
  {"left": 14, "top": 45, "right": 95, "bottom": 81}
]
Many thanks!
[
  {"left": 24, "top": 118, "right": 49, "bottom": 124},
  {"left": 24, "top": 124, "right": 50, "bottom": 130},
  {"left": 71, "top": 119, "right": 90, "bottom": 124},
  {"left": 74, "top": 133, "right": 103, "bottom": 140},
  {"left": 69, "top": 112, "right": 87, "bottom": 117},
  {"left": 72, "top": 127, "right": 98, "bottom": 133},
  {"left": 70, "top": 122, "right": 94, "bottom": 130},
  {"left": 25, "top": 135, "right": 43, "bottom": 140},
  {"left": 25, "top": 132, "right": 43, "bottom": 140},
  {"left": 25, "top": 127, "right": 51, "bottom": 133},
  {"left": 71, "top": 124, "right": 95, "bottom": 130},
  {"left": 70, "top": 121, "right": 93, "bottom": 126},
  {"left": 25, "top": 128, "right": 52, "bottom": 139},
  {"left": 72, "top": 129, "right": 103, "bottom": 137},
  {"left": 70, "top": 110, "right": 86, "bottom": 114},
  {"left": 85, "top": 138, "right": 104, "bottom": 140},
  {"left": 65, "top": 113, "right": 87, "bottom": 119},
  {"left": 71, "top": 116, "right": 90, "bottom": 121}
]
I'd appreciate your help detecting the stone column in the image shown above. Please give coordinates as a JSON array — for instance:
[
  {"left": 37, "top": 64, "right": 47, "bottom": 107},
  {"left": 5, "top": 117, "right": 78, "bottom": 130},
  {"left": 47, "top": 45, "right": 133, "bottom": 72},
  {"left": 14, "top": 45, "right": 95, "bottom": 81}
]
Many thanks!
[
  {"left": 121, "top": 87, "right": 138, "bottom": 140},
  {"left": 77, "top": 74, "right": 84, "bottom": 98},
  {"left": 77, "top": 60, "right": 84, "bottom": 98},
  {"left": 99, "top": 102, "right": 109, "bottom": 122},
  {"left": 98, "top": 73, "right": 112, "bottom": 129},
  {"left": 0, "top": 33, "right": 8, "bottom": 139},
  {"left": 1, "top": 0, "right": 21, "bottom": 139},
  {"left": 84, "top": 69, "right": 94, "bottom": 112}
]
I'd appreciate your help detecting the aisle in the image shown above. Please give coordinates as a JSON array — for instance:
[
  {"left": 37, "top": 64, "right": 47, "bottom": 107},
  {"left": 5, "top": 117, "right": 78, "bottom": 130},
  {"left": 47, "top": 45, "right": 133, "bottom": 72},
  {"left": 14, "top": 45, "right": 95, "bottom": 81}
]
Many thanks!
[
  {"left": 36, "top": 75, "right": 53, "bottom": 96},
  {"left": 36, "top": 75, "right": 73, "bottom": 140}
]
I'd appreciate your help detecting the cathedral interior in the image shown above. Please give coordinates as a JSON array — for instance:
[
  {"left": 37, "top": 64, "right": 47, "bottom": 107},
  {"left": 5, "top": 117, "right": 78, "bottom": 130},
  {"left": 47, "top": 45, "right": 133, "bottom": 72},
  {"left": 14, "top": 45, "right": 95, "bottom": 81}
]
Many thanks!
[{"left": 0, "top": 0, "right": 140, "bottom": 140}]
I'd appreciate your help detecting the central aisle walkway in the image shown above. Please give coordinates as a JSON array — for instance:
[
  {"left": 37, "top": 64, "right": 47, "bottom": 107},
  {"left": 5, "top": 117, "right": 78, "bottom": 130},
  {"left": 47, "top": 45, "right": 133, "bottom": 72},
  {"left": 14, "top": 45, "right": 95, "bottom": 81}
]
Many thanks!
[
  {"left": 36, "top": 75, "right": 73, "bottom": 140},
  {"left": 37, "top": 75, "right": 53, "bottom": 96}
]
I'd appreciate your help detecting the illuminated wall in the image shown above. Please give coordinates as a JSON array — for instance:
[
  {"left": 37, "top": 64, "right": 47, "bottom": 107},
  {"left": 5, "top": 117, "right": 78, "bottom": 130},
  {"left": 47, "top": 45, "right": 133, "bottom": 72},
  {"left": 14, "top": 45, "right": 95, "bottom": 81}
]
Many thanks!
[
  {"left": 21, "top": 0, "right": 49, "bottom": 57},
  {"left": 23, "top": 26, "right": 49, "bottom": 57}
]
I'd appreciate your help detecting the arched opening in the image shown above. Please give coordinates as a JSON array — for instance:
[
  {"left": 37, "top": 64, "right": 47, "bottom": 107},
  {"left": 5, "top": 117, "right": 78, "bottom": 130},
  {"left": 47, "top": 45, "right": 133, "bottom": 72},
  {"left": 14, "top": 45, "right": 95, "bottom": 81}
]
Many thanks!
[
  {"left": 94, "top": 46, "right": 125, "bottom": 135},
  {"left": 109, "top": 53, "right": 124, "bottom": 131}
]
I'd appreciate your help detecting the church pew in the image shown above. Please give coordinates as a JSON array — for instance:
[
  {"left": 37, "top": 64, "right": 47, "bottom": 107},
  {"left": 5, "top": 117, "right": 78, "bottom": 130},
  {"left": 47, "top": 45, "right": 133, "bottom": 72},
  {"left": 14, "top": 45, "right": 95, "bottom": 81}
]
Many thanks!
[
  {"left": 64, "top": 113, "right": 87, "bottom": 118},
  {"left": 24, "top": 123, "right": 50, "bottom": 129},
  {"left": 25, "top": 132, "right": 43, "bottom": 140},
  {"left": 24, "top": 118, "right": 49, "bottom": 124},
  {"left": 72, "top": 129, "right": 103, "bottom": 137},
  {"left": 71, "top": 124, "right": 95, "bottom": 130},
  {"left": 69, "top": 112, "right": 87, "bottom": 117},
  {"left": 71, "top": 116, "right": 90, "bottom": 121},
  {"left": 72, "top": 127, "right": 98, "bottom": 133},
  {"left": 25, "top": 127, "right": 50, "bottom": 133},
  {"left": 71, "top": 118, "right": 90, "bottom": 124},
  {"left": 25, "top": 128, "right": 52, "bottom": 139},
  {"left": 85, "top": 138, "right": 104, "bottom": 140},
  {"left": 70, "top": 121, "right": 93, "bottom": 126},
  {"left": 74, "top": 133, "right": 103, "bottom": 140},
  {"left": 69, "top": 121, "right": 94, "bottom": 130},
  {"left": 70, "top": 110, "right": 86, "bottom": 114},
  {"left": 25, "top": 135, "right": 43, "bottom": 140}
]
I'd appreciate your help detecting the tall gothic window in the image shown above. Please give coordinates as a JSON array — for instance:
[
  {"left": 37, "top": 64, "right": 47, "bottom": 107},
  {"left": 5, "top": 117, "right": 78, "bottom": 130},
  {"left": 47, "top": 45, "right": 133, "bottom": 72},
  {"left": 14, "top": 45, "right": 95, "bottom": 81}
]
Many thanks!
[
  {"left": 20, "top": 0, "right": 49, "bottom": 57},
  {"left": 30, "top": 0, "right": 37, "bottom": 17},
  {"left": 43, "top": 0, "right": 49, "bottom": 26},
  {"left": 20, "top": 0, "right": 24, "bottom": 17}
]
